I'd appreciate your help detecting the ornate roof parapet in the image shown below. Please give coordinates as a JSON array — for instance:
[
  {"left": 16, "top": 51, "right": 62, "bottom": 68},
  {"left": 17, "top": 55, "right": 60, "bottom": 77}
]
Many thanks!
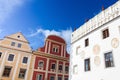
[{"left": 72, "top": 1, "right": 120, "bottom": 43}]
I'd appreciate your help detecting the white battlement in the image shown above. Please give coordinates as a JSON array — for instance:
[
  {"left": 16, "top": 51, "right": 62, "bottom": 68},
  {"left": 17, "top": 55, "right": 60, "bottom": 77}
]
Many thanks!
[{"left": 71, "top": 1, "right": 120, "bottom": 43}]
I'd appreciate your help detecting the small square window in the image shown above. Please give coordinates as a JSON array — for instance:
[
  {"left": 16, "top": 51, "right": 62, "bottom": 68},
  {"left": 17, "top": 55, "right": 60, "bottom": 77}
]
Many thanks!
[
  {"left": 0, "top": 52, "right": 2, "bottom": 58},
  {"left": 18, "top": 43, "right": 22, "bottom": 48},
  {"left": 18, "top": 69, "right": 26, "bottom": 79},
  {"left": 52, "top": 45, "right": 59, "bottom": 53},
  {"left": 2, "top": 66, "right": 12, "bottom": 77},
  {"left": 104, "top": 51, "right": 114, "bottom": 68},
  {"left": 85, "top": 38, "right": 89, "bottom": 47},
  {"left": 37, "top": 74, "right": 42, "bottom": 80},
  {"left": 22, "top": 57, "right": 28, "bottom": 64},
  {"left": 11, "top": 42, "right": 15, "bottom": 46},
  {"left": 8, "top": 54, "right": 14, "bottom": 61},
  {"left": 102, "top": 28, "right": 109, "bottom": 39},
  {"left": 85, "top": 58, "right": 90, "bottom": 71}
]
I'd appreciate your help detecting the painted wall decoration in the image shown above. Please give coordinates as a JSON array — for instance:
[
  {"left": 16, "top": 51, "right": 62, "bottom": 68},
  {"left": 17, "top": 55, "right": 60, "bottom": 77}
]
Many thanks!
[
  {"left": 111, "top": 38, "right": 119, "bottom": 48},
  {"left": 93, "top": 44, "right": 100, "bottom": 55}
]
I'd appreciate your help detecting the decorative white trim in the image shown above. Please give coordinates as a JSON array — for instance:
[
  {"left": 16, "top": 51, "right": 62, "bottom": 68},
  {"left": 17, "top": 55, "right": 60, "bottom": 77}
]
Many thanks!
[{"left": 12, "top": 53, "right": 21, "bottom": 80}]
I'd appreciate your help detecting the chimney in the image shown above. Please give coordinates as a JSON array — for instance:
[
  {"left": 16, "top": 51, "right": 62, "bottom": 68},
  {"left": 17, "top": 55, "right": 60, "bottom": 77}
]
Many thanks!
[{"left": 102, "top": 5, "right": 105, "bottom": 11}]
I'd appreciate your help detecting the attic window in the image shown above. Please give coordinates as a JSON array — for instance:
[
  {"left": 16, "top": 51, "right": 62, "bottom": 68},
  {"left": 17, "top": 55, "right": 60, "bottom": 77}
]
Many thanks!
[{"left": 17, "top": 35, "right": 20, "bottom": 38}]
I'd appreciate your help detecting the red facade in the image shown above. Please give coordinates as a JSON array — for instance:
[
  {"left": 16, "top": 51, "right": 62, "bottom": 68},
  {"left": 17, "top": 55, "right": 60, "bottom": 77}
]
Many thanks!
[{"left": 32, "top": 35, "right": 69, "bottom": 80}]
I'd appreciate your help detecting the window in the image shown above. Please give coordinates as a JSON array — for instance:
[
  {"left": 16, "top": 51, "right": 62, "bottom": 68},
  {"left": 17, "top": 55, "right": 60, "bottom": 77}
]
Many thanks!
[
  {"left": 37, "top": 74, "right": 42, "bottom": 80},
  {"left": 104, "top": 52, "right": 114, "bottom": 68},
  {"left": 64, "top": 77, "right": 68, "bottom": 80},
  {"left": 0, "top": 52, "right": 2, "bottom": 58},
  {"left": 52, "top": 45, "right": 59, "bottom": 53},
  {"left": 50, "top": 76, "right": 55, "bottom": 80},
  {"left": 51, "top": 63, "right": 56, "bottom": 69},
  {"left": 85, "top": 38, "right": 89, "bottom": 47},
  {"left": 2, "top": 66, "right": 12, "bottom": 77},
  {"left": 11, "top": 42, "right": 15, "bottom": 46},
  {"left": 8, "top": 54, "right": 14, "bottom": 61},
  {"left": 65, "top": 66, "right": 69, "bottom": 72},
  {"left": 102, "top": 28, "right": 109, "bottom": 39},
  {"left": 18, "top": 43, "right": 22, "bottom": 48},
  {"left": 59, "top": 65, "right": 63, "bottom": 70},
  {"left": 53, "top": 47, "right": 58, "bottom": 53},
  {"left": 38, "top": 61, "right": 44, "bottom": 68},
  {"left": 22, "top": 57, "right": 28, "bottom": 64},
  {"left": 18, "top": 69, "right": 26, "bottom": 79},
  {"left": 85, "top": 58, "right": 90, "bottom": 71},
  {"left": 58, "top": 76, "right": 62, "bottom": 80}
]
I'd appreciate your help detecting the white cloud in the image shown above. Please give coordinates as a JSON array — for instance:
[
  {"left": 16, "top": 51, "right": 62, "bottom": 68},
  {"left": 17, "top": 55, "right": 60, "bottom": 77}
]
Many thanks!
[
  {"left": 29, "top": 28, "right": 72, "bottom": 53},
  {"left": 0, "top": 0, "right": 24, "bottom": 23}
]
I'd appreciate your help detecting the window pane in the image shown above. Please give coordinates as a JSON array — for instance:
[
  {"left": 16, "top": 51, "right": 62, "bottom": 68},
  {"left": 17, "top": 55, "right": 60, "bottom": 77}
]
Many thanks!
[
  {"left": 11, "top": 42, "right": 15, "bottom": 46},
  {"left": 38, "top": 61, "right": 44, "bottom": 67},
  {"left": 22, "top": 57, "right": 28, "bottom": 64},
  {"left": 0, "top": 52, "right": 2, "bottom": 58},
  {"left": 2, "top": 66, "right": 12, "bottom": 77},
  {"left": 18, "top": 69, "right": 26, "bottom": 79},
  {"left": 50, "top": 76, "right": 55, "bottom": 80},
  {"left": 58, "top": 76, "right": 62, "bottom": 80},
  {"left": 37, "top": 74, "right": 42, "bottom": 80},
  {"left": 85, "top": 38, "right": 89, "bottom": 47},
  {"left": 104, "top": 52, "right": 114, "bottom": 68},
  {"left": 85, "top": 58, "right": 90, "bottom": 71},
  {"left": 8, "top": 54, "right": 14, "bottom": 61},
  {"left": 102, "top": 29, "right": 109, "bottom": 39},
  {"left": 51, "top": 64, "right": 55, "bottom": 69},
  {"left": 59, "top": 65, "right": 62, "bottom": 70},
  {"left": 18, "top": 43, "right": 22, "bottom": 48}
]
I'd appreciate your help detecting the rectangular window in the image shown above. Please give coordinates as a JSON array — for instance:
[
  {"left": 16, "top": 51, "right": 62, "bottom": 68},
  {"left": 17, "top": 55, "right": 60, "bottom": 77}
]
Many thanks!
[
  {"left": 11, "top": 42, "right": 15, "bottom": 46},
  {"left": 22, "top": 57, "right": 28, "bottom": 64},
  {"left": 18, "top": 43, "right": 22, "bottom": 48},
  {"left": 8, "top": 54, "right": 14, "bottom": 61},
  {"left": 2, "top": 66, "right": 12, "bottom": 77},
  {"left": 85, "top": 38, "right": 89, "bottom": 47},
  {"left": 64, "top": 77, "right": 68, "bottom": 80},
  {"left": 59, "top": 65, "right": 63, "bottom": 70},
  {"left": 102, "top": 28, "right": 109, "bottom": 39},
  {"left": 38, "top": 61, "right": 44, "bottom": 68},
  {"left": 0, "top": 52, "right": 2, "bottom": 58},
  {"left": 58, "top": 76, "right": 62, "bottom": 80},
  {"left": 50, "top": 76, "right": 55, "bottom": 80},
  {"left": 18, "top": 69, "right": 26, "bottom": 79},
  {"left": 37, "top": 74, "right": 42, "bottom": 80},
  {"left": 65, "top": 66, "right": 69, "bottom": 72},
  {"left": 85, "top": 58, "right": 90, "bottom": 71},
  {"left": 52, "top": 45, "right": 59, "bottom": 53},
  {"left": 51, "top": 63, "right": 56, "bottom": 69},
  {"left": 104, "top": 52, "right": 114, "bottom": 68}
]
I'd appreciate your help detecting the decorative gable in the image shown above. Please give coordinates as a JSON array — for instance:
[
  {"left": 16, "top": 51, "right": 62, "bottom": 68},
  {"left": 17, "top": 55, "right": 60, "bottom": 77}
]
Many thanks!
[{"left": 6, "top": 32, "right": 28, "bottom": 43}]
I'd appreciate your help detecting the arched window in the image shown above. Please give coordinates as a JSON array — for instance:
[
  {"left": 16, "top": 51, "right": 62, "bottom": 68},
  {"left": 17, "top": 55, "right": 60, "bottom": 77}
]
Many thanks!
[{"left": 38, "top": 61, "right": 44, "bottom": 68}]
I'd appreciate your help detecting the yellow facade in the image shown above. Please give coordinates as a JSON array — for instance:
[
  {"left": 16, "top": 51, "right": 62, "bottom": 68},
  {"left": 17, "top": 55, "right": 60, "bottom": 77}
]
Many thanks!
[{"left": 0, "top": 32, "right": 33, "bottom": 80}]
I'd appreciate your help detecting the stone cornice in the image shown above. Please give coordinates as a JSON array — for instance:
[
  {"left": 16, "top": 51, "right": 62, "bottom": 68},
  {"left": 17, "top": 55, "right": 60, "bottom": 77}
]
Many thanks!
[{"left": 33, "top": 51, "right": 69, "bottom": 62}]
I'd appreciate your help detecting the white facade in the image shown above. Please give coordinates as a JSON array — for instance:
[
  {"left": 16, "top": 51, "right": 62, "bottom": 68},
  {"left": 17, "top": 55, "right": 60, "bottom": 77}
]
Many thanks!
[{"left": 69, "top": 1, "right": 120, "bottom": 80}]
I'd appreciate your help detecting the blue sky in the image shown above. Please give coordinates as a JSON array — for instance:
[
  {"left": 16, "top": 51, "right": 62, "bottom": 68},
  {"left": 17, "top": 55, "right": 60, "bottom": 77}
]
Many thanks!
[{"left": 0, "top": 0, "right": 118, "bottom": 52}]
